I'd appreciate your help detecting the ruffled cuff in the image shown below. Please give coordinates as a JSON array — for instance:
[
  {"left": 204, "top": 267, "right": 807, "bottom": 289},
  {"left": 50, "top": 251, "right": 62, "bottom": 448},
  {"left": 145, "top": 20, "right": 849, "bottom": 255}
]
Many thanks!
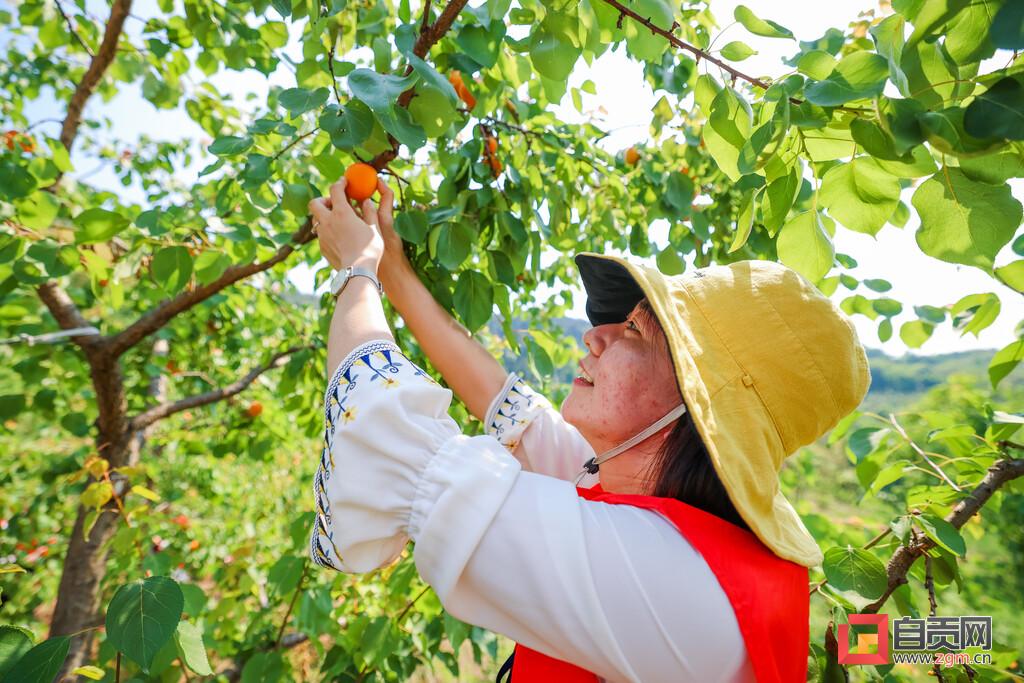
[{"left": 483, "top": 372, "right": 554, "bottom": 454}]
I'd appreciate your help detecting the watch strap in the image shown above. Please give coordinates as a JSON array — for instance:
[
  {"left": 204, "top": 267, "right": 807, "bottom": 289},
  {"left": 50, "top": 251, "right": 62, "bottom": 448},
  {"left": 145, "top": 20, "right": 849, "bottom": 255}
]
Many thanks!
[{"left": 332, "top": 265, "right": 383, "bottom": 298}]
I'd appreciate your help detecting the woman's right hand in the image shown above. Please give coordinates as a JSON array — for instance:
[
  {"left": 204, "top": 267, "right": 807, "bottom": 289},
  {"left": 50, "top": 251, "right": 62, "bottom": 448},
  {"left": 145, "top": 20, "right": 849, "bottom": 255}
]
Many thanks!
[{"left": 374, "top": 177, "right": 409, "bottom": 281}]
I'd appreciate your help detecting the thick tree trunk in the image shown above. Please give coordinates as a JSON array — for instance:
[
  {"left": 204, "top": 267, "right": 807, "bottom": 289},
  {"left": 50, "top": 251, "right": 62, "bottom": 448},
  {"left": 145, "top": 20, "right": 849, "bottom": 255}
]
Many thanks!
[{"left": 49, "top": 341, "right": 168, "bottom": 678}]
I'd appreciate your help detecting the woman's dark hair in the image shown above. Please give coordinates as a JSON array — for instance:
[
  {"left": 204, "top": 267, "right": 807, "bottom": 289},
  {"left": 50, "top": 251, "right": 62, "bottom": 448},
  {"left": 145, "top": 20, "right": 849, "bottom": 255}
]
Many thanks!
[{"left": 632, "top": 298, "right": 751, "bottom": 533}]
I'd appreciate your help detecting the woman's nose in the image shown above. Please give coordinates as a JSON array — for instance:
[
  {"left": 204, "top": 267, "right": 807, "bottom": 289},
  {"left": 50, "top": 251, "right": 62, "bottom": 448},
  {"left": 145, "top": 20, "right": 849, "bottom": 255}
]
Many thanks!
[{"left": 583, "top": 323, "right": 620, "bottom": 355}]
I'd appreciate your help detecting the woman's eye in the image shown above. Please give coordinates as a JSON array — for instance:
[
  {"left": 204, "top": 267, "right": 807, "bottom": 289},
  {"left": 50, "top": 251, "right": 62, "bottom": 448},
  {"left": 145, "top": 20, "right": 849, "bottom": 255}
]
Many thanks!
[{"left": 626, "top": 319, "right": 638, "bottom": 331}]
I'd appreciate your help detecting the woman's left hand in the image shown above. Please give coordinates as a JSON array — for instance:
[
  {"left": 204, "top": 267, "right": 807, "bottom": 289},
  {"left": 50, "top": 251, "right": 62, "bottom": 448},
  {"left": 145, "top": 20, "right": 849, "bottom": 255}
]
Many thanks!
[{"left": 308, "top": 176, "right": 390, "bottom": 272}]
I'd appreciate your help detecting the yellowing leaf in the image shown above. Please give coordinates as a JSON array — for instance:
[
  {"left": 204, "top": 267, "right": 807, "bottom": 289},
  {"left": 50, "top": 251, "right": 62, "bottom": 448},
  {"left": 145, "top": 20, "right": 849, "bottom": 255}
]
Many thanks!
[{"left": 131, "top": 485, "right": 160, "bottom": 502}]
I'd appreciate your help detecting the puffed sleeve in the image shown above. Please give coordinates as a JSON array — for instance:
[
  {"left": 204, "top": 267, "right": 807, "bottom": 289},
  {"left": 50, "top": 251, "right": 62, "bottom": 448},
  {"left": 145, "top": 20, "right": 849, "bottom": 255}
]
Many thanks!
[
  {"left": 309, "top": 338, "right": 752, "bottom": 683},
  {"left": 484, "top": 372, "right": 598, "bottom": 485},
  {"left": 310, "top": 338, "right": 520, "bottom": 579}
]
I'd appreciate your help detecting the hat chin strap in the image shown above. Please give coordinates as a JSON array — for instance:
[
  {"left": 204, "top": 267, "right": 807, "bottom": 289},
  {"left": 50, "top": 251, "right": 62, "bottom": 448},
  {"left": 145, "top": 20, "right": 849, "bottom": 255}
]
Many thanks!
[{"left": 573, "top": 402, "right": 688, "bottom": 487}]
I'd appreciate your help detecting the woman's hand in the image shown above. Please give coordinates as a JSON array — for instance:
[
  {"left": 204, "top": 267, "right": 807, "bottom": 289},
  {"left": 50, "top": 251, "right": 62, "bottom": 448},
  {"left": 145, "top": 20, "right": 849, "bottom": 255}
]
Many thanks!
[
  {"left": 308, "top": 176, "right": 394, "bottom": 272},
  {"left": 372, "top": 178, "right": 410, "bottom": 280}
]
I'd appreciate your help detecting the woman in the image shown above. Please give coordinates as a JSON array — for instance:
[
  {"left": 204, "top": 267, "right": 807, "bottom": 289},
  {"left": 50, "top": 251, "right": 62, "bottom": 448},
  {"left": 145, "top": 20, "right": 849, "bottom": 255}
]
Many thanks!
[{"left": 307, "top": 177, "right": 870, "bottom": 683}]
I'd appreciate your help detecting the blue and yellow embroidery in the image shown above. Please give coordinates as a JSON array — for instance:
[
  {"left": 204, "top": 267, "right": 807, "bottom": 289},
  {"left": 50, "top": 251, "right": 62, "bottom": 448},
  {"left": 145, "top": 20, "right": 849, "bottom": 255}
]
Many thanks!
[
  {"left": 486, "top": 374, "right": 547, "bottom": 454},
  {"left": 309, "top": 339, "right": 440, "bottom": 572}
]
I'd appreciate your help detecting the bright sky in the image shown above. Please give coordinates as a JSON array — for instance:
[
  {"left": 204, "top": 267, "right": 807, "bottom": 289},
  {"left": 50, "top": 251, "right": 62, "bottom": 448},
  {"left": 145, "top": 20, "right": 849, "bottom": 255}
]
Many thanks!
[{"left": 18, "top": 0, "right": 1023, "bottom": 358}]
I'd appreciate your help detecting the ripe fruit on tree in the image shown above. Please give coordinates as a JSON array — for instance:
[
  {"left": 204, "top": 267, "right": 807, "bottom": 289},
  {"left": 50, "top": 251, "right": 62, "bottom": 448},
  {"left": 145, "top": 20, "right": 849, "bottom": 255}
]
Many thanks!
[
  {"left": 625, "top": 147, "right": 640, "bottom": 165},
  {"left": 344, "top": 163, "right": 378, "bottom": 202},
  {"left": 448, "top": 70, "right": 476, "bottom": 109},
  {"left": 486, "top": 136, "right": 498, "bottom": 154},
  {"left": 247, "top": 401, "right": 263, "bottom": 418}
]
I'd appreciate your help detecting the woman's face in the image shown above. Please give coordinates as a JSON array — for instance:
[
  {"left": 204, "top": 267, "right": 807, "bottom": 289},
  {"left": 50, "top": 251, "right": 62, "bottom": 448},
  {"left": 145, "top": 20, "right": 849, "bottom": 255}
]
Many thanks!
[{"left": 561, "top": 299, "right": 682, "bottom": 494}]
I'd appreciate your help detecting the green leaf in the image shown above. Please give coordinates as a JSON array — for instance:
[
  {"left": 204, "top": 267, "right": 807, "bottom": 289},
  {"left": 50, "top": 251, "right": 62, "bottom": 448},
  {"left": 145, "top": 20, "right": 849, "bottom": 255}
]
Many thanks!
[
  {"left": 902, "top": 0, "right": 969, "bottom": 50},
  {"left": 434, "top": 222, "right": 472, "bottom": 270},
  {"left": 990, "top": 0, "right": 1024, "bottom": 49},
  {"left": 0, "top": 161, "right": 38, "bottom": 200},
  {"left": 912, "top": 169, "right": 1022, "bottom": 271},
  {"left": 720, "top": 41, "right": 756, "bottom": 61},
  {"left": 819, "top": 158, "right": 901, "bottom": 236},
  {"left": 728, "top": 189, "right": 756, "bottom": 253},
  {"left": 964, "top": 76, "right": 1024, "bottom": 141},
  {"left": 529, "top": 26, "right": 581, "bottom": 81},
  {"left": 407, "top": 54, "right": 459, "bottom": 106},
  {"left": 348, "top": 71, "right": 425, "bottom": 149},
  {"left": 151, "top": 246, "right": 193, "bottom": 295},
  {"left": 0, "top": 625, "right": 33, "bottom": 678},
  {"left": 900, "top": 39, "right": 959, "bottom": 110},
  {"left": 822, "top": 546, "right": 888, "bottom": 599},
  {"left": 994, "top": 260, "right": 1024, "bottom": 293},
  {"left": 105, "top": 576, "right": 184, "bottom": 673},
  {"left": 0, "top": 636, "right": 69, "bottom": 683},
  {"left": 656, "top": 245, "right": 685, "bottom": 274},
  {"left": 663, "top": 171, "right": 694, "bottom": 213},
  {"left": 454, "top": 271, "right": 493, "bottom": 332},
  {"left": 899, "top": 319, "right": 934, "bottom": 348},
  {"left": 776, "top": 210, "right": 835, "bottom": 282},
  {"left": 394, "top": 210, "right": 429, "bottom": 244},
  {"left": 408, "top": 86, "right": 457, "bottom": 137},
  {"left": 74, "top": 208, "right": 130, "bottom": 244},
  {"left": 702, "top": 86, "right": 752, "bottom": 182},
  {"left": 14, "top": 191, "right": 61, "bottom": 230},
  {"left": 761, "top": 167, "right": 800, "bottom": 234},
  {"left": 278, "top": 87, "right": 329, "bottom": 116},
  {"left": 348, "top": 70, "right": 418, "bottom": 111},
  {"left": 193, "top": 250, "right": 230, "bottom": 285},
  {"left": 944, "top": 0, "right": 999, "bottom": 63},
  {"left": 796, "top": 51, "right": 837, "bottom": 80},
  {"left": 917, "top": 514, "right": 966, "bottom": 557},
  {"left": 734, "top": 5, "right": 794, "bottom": 39},
  {"left": 919, "top": 106, "right": 1006, "bottom": 156},
  {"left": 850, "top": 118, "right": 909, "bottom": 161},
  {"left": 208, "top": 135, "right": 253, "bottom": 156},
  {"left": 173, "top": 621, "right": 212, "bottom": 676},
  {"left": 958, "top": 150, "right": 1024, "bottom": 184},
  {"left": 70, "top": 665, "right": 104, "bottom": 680},
  {"left": 804, "top": 51, "right": 889, "bottom": 106},
  {"left": 456, "top": 21, "right": 505, "bottom": 68},
  {"left": 319, "top": 100, "right": 374, "bottom": 150},
  {"left": 282, "top": 182, "right": 313, "bottom": 217},
  {"left": 989, "top": 338, "right": 1024, "bottom": 388}
]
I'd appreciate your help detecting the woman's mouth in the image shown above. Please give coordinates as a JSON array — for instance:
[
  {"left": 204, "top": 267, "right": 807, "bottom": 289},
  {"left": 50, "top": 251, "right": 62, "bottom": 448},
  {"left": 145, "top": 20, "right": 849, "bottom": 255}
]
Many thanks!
[{"left": 574, "top": 367, "right": 594, "bottom": 386}]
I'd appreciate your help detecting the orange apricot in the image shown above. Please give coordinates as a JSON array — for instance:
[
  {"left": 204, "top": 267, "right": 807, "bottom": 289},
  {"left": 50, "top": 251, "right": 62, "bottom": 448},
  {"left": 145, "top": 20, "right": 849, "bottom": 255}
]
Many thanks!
[{"left": 343, "top": 163, "right": 378, "bottom": 202}]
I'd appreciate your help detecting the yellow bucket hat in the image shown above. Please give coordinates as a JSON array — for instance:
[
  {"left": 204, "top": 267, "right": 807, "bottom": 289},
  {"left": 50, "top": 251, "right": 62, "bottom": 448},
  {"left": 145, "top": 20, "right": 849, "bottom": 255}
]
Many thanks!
[{"left": 573, "top": 253, "right": 872, "bottom": 568}]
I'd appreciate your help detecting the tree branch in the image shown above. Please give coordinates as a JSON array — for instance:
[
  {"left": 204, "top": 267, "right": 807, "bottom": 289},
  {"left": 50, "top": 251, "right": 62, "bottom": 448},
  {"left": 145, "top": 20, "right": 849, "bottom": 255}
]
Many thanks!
[
  {"left": 128, "top": 344, "right": 311, "bottom": 431},
  {"left": 862, "top": 456, "right": 1024, "bottom": 613},
  {"left": 60, "top": 0, "right": 133, "bottom": 156},
  {"left": 106, "top": 219, "right": 316, "bottom": 358},
  {"left": 54, "top": 0, "right": 95, "bottom": 58},
  {"left": 36, "top": 282, "right": 104, "bottom": 353},
  {"left": 369, "top": 0, "right": 470, "bottom": 169}
]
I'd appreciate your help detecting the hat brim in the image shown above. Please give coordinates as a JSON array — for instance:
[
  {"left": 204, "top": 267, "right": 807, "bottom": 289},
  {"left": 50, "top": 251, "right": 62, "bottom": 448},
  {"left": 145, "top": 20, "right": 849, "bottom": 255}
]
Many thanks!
[
  {"left": 574, "top": 253, "right": 646, "bottom": 326},
  {"left": 573, "top": 251, "right": 823, "bottom": 568}
]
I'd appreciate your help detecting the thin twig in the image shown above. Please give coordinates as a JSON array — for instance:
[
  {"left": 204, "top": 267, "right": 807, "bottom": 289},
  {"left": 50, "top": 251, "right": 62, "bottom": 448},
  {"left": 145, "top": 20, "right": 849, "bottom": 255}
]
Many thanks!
[
  {"left": 274, "top": 560, "right": 309, "bottom": 647},
  {"left": 888, "top": 413, "right": 962, "bottom": 492},
  {"left": 54, "top": 0, "right": 95, "bottom": 57}
]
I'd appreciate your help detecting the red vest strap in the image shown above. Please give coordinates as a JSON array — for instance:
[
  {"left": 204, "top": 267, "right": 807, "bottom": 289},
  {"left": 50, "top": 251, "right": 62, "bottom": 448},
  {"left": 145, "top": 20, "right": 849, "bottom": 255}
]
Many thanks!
[{"left": 507, "top": 483, "right": 809, "bottom": 682}]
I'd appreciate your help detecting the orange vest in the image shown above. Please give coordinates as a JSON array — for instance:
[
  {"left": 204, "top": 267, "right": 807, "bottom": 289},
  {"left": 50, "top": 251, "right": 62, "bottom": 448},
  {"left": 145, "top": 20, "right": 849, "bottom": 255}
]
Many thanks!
[{"left": 496, "top": 482, "right": 809, "bottom": 683}]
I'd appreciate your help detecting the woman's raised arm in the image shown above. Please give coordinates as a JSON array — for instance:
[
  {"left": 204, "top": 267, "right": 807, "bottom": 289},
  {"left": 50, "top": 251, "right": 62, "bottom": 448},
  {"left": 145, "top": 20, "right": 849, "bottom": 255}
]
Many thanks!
[{"left": 377, "top": 211, "right": 509, "bottom": 424}]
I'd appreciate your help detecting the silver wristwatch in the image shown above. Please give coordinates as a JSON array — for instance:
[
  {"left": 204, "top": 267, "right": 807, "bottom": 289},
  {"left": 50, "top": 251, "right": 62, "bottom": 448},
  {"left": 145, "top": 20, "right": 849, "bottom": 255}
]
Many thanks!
[{"left": 329, "top": 265, "right": 383, "bottom": 298}]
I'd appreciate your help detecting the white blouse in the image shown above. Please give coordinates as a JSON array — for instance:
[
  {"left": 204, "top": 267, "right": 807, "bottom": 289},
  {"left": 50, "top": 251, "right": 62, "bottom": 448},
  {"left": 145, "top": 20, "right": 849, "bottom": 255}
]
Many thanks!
[{"left": 310, "top": 338, "right": 754, "bottom": 683}]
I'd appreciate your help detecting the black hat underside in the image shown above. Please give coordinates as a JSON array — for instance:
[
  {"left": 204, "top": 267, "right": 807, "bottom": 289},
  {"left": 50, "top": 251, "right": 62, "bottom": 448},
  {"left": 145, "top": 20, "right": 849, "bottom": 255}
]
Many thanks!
[{"left": 574, "top": 253, "right": 646, "bottom": 327}]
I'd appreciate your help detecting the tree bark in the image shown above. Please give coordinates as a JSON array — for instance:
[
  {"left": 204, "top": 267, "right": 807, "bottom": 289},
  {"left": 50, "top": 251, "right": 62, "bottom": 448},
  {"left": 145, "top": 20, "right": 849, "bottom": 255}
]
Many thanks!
[{"left": 49, "top": 341, "right": 166, "bottom": 678}]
